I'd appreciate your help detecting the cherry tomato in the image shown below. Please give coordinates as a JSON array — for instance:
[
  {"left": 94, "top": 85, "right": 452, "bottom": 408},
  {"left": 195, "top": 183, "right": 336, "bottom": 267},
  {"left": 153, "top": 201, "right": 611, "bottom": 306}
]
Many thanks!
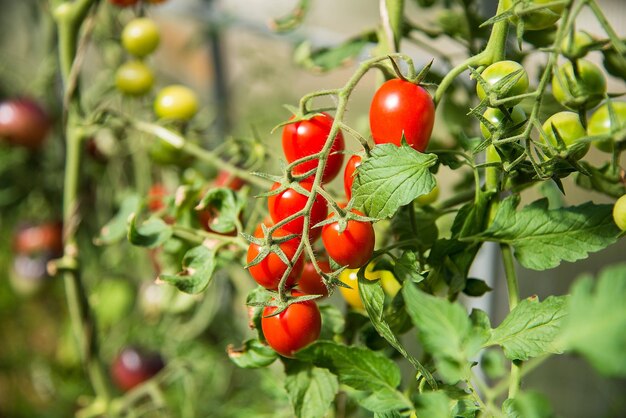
[
  {"left": 111, "top": 347, "right": 165, "bottom": 392},
  {"left": 476, "top": 61, "right": 529, "bottom": 106},
  {"left": 587, "top": 101, "right": 626, "bottom": 152},
  {"left": 541, "top": 111, "right": 588, "bottom": 159},
  {"left": 560, "top": 31, "right": 594, "bottom": 60},
  {"left": 480, "top": 105, "right": 526, "bottom": 139},
  {"left": 416, "top": 184, "right": 439, "bottom": 206},
  {"left": 552, "top": 59, "right": 607, "bottom": 110},
  {"left": 298, "top": 260, "right": 331, "bottom": 297},
  {"left": 369, "top": 78, "right": 435, "bottom": 152},
  {"left": 121, "top": 18, "right": 160, "bottom": 58},
  {"left": 343, "top": 154, "right": 362, "bottom": 200},
  {"left": 0, "top": 98, "right": 51, "bottom": 149},
  {"left": 502, "top": 0, "right": 565, "bottom": 31},
  {"left": 613, "top": 195, "right": 626, "bottom": 231},
  {"left": 108, "top": 0, "right": 139, "bottom": 6},
  {"left": 261, "top": 291, "right": 321, "bottom": 357},
  {"left": 215, "top": 170, "right": 245, "bottom": 190},
  {"left": 282, "top": 113, "right": 345, "bottom": 183},
  {"left": 267, "top": 182, "right": 328, "bottom": 242},
  {"left": 115, "top": 61, "right": 154, "bottom": 96},
  {"left": 321, "top": 210, "right": 374, "bottom": 269},
  {"left": 13, "top": 222, "right": 63, "bottom": 256},
  {"left": 147, "top": 184, "right": 168, "bottom": 212},
  {"left": 154, "top": 85, "right": 199, "bottom": 121},
  {"left": 246, "top": 226, "right": 304, "bottom": 290},
  {"left": 338, "top": 263, "right": 401, "bottom": 309}
]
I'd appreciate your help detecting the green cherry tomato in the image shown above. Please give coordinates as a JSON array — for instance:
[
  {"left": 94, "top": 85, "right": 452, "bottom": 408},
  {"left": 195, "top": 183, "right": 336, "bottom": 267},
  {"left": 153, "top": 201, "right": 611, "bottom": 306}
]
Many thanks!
[
  {"left": 154, "top": 85, "right": 199, "bottom": 121},
  {"left": 587, "top": 101, "right": 626, "bottom": 152},
  {"left": 480, "top": 106, "right": 526, "bottom": 139},
  {"left": 415, "top": 184, "right": 439, "bottom": 206},
  {"left": 552, "top": 59, "right": 607, "bottom": 110},
  {"left": 613, "top": 195, "right": 626, "bottom": 231},
  {"left": 541, "top": 111, "right": 588, "bottom": 159},
  {"left": 476, "top": 61, "right": 529, "bottom": 106},
  {"left": 502, "top": 0, "right": 565, "bottom": 31},
  {"left": 122, "top": 18, "right": 160, "bottom": 58},
  {"left": 560, "top": 31, "right": 594, "bottom": 60},
  {"left": 115, "top": 61, "right": 154, "bottom": 96}
]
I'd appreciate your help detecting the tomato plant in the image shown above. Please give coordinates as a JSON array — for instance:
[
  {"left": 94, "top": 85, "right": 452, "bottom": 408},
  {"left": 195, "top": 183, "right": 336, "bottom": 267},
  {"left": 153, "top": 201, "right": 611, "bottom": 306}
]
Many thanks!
[
  {"left": 121, "top": 18, "right": 160, "bottom": 58},
  {"left": 588, "top": 101, "right": 626, "bottom": 152},
  {"left": 479, "top": 105, "right": 527, "bottom": 139},
  {"left": 502, "top": 0, "right": 565, "bottom": 30},
  {"left": 541, "top": 111, "right": 588, "bottom": 159},
  {"left": 321, "top": 210, "right": 375, "bottom": 269},
  {"left": 552, "top": 59, "right": 607, "bottom": 110},
  {"left": 476, "top": 60, "right": 529, "bottom": 105}
]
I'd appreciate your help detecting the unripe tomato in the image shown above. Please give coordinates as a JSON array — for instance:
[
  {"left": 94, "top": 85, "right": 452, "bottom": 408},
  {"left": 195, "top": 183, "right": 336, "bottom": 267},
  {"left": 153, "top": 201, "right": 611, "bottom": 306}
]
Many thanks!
[
  {"left": 416, "top": 184, "right": 439, "bottom": 206},
  {"left": 369, "top": 78, "right": 435, "bottom": 152},
  {"left": 267, "top": 181, "right": 328, "bottom": 242},
  {"left": 154, "top": 85, "right": 199, "bottom": 121},
  {"left": 261, "top": 291, "right": 321, "bottom": 358},
  {"left": 338, "top": 263, "right": 401, "bottom": 309},
  {"left": 587, "top": 101, "right": 626, "bottom": 152},
  {"left": 0, "top": 98, "right": 51, "bottom": 149},
  {"left": 552, "top": 59, "right": 607, "bottom": 110},
  {"left": 480, "top": 106, "right": 526, "bottom": 139},
  {"left": 321, "top": 210, "right": 374, "bottom": 269},
  {"left": 108, "top": 0, "right": 139, "bottom": 6},
  {"left": 246, "top": 226, "right": 304, "bottom": 290},
  {"left": 476, "top": 61, "right": 529, "bottom": 106},
  {"left": 343, "top": 154, "right": 362, "bottom": 200},
  {"left": 298, "top": 260, "right": 331, "bottom": 297},
  {"left": 541, "top": 111, "right": 588, "bottom": 159},
  {"left": 115, "top": 61, "right": 154, "bottom": 96},
  {"left": 502, "top": 0, "right": 565, "bottom": 31},
  {"left": 560, "top": 31, "right": 594, "bottom": 60},
  {"left": 111, "top": 347, "right": 165, "bottom": 392},
  {"left": 121, "top": 18, "right": 160, "bottom": 58},
  {"left": 613, "top": 195, "right": 626, "bottom": 231},
  {"left": 281, "top": 113, "right": 345, "bottom": 183}
]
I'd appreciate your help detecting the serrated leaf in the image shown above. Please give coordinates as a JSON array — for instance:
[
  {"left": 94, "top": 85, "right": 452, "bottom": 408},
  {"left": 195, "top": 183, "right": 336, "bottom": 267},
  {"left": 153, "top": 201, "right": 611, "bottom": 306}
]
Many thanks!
[
  {"left": 503, "top": 391, "right": 555, "bottom": 418},
  {"left": 197, "top": 187, "right": 244, "bottom": 234},
  {"left": 414, "top": 391, "right": 451, "bottom": 418},
  {"left": 476, "top": 196, "right": 621, "bottom": 270},
  {"left": 160, "top": 245, "right": 216, "bottom": 294},
  {"left": 284, "top": 360, "right": 338, "bottom": 418},
  {"left": 96, "top": 194, "right": 140, "bottom": 245},
  {"left": 227, "top": 339, "right": 277, "bottom": 368},
  {"left": 352, "top": 144, "right": 437, "bottom": 219},
  {"left": 394, "top": 251, "right": 424, "bottom": 283},
  {"left": 128, "top": 215, "right": 173, "bottom": 248},
  {"left": 486, "top": 296, "right": 567, "bottom": 361},
  {"left": 561, "top": 264, "right": 626, "bottom": 377}
]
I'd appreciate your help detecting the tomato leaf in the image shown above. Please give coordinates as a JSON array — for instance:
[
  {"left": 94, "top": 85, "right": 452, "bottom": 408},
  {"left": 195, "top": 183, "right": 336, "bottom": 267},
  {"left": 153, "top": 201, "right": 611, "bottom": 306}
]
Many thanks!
[
  {"left": 293, "top": 32, "right": 376, "bottom": 72},
  {"left": 394, "top": 251, "right": 424, "bottom": 283},
  {"left": 503, "top": 391, "right": 555, "bottom": 418},
  {"left": 475, "top": 196, "right": 621, "bottom": 270},
  {"left": 95, "top": 194, "right": 140, "bottom": 245},
  {"left": 486, "top": 295, "right": 567, "bottom": 361},
  {"left": 352, "top": 143, "right": 437, "bottom": 219},
  {"left": 227, "top": 339, "right": 277, "bottom": 368},
  {"left": 283, "top": 360, "right": 338, "bottom": 418},
  {"left": 561, "top": 264, "right": 626, "bottom": 377},
  {"left": 127, "top": 214, "right": 173, "bottom": 248},
  {"left": 414, "top": 391, "right": 452, "bottom": 418},
  {"left": 318, "top": 304, "right": 345, "bottom": 340},
  {"left": 196, "top": 187, "right": 244, "bottom": 233},
  {"left": 159, "top": 245, "right": 216, "bottom": 294}
]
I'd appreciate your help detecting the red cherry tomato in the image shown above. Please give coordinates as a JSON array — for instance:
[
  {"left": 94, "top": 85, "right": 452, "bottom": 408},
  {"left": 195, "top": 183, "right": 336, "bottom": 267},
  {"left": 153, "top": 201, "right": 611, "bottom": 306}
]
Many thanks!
[
  {"left": 261, "top": 291, "right": 321, "bottom": 357},
  {"left": 111, "top": 347, "right": 165, "bottom": 392},
  {"left": 0, "top": 98, "right": 51, "bottom": 149},
  {"left": 369, "top": 79, "right": 435, "bottom": 152},
  {"left": 281, "top": 113, "right": 345, "bottom": 183},
  {"left": 147, "top": 184, "right": 167, "bottom": 212},
  {"left": 321, "top": 210, "right": 375, "bottom": 269},
  {"left": 267, "top": 182, "right": 328, "bottom": 242},
  {"left": 215, "top": 170, "right": 245, "bottom": 190},
  {"left": 298, "top": 260, "right": 331, "bottom": 297},
  {"left": 343, "top": 155, "right": 362, "bottom": 200},
  {"left": 13, "top": 222, "right": 63, "bottom": 256},
  {"left": 246, "top": 226, "right": 304, "bottom": 290}
]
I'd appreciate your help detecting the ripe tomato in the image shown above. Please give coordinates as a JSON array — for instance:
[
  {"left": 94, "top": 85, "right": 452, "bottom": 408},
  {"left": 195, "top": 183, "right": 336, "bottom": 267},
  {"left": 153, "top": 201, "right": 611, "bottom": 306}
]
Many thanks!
[
  {"left": 338, "top": 263, "right": 401, "bottom": 309},
  {"left": 369, "top": 78, "right": 435, "bottom": 152},
  {"left": 613, "top": 195, "right": 626, "bottom": 231},
  {"left": 476, "top": 61, "right": 529, "bottom": 106},
  {"left": 267, "top": 182, "right": 328, "bottom": 242},
  {"left": 298, "top": 260, "right": 331, "bottom": 297},
  {"left": 108, "top": 0, "right": 139, "bottom": 6},
  {"left": 261, "top": 291, "right": 321, "bottom": 357},
  {"left": 0, "top": 98, "right": 51, "bottom": 149},
  {"left": 246, "top": 226, "right": 304, "bottom": 290},
  {"left": 416, "top": 184, "right": 439, "bottom": 206},
  {"left": 13, "top": 222, "right": 63, "bottom": 256},
  {"left": 121, "top": 18, "right": 160, "bottom": 58},
  {"left": 480, "top": 105, "right": 526, "bottom": 139},
  {"left": 215, "top": 170, "right": 245, "bottom": 190},
  {"left": 321, "top": 210, "right": 374, "bottom": 269},
  {"left": 343, "top": 154, "right": 362, "bottom": 200},
  {"left": 502, "top": 0, "right": 564, "bottom": 31},
  {"left": 552, "top": 59, "right": 606, "bottom": 110},
  {"left": 282, "top": 113, "right": 345, "bottom": 183},
  {"left": 587, "top": 101, "right": 626, "bottom": 152},
  {"left": 111, "top": 347, "right": 165, "bottom": 392},
  {"left": 154, "top": 85, "right": 199, "bottom": 121},
  {"left": 147, "top": 184, "right": 168, "bottom": 212},
  {"left": 541, "top": 111, "right": 588, "bottom": 159},
  {"left": 115, "top": 61, "right": 154, "bottom": 96}
]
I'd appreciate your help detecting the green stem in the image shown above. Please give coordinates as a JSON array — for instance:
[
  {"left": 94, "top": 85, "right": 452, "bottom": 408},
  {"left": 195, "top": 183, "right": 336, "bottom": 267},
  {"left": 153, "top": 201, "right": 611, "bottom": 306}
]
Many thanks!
[{"left": 501, "top": 243, "right": 521, "bottom": 398}]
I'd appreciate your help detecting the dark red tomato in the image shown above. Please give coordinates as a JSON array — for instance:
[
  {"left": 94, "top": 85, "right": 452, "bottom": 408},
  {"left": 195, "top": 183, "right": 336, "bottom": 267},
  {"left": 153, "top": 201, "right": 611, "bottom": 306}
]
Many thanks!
[
  {"left": 108, "top": 0, "right": 139, "bottom": 6},
  {"left": 0, "top": 98, "right": 50, "bottom": 149},
  {"left": 298, "top": 260, "right": 331, "bottom": 297},
  {"left": 343, "top": 154, "right": 362, "bottom": 200},
  {"left": 215, "top": 170, "right": 245, "bottom": 190},
  {"left": 246, "top": 227, "right": 304, "bottom": 290},
  {"left": 267, "top": 182, "right": 328, "bottom": 242},
  {"left": 321, "top": 210, "right": 375, "bottom": 269},
  {"left": 147, "top": 184, "right": 167, "bottom": 212},
  {"left": 13, "top": 222, "right": 63, "bottom": 256},
  {"left": 282, "top": 113, "right": 345, "bottom": 183},
  {"left": 111, "top": 347, "right": 165, "bottom": 392},
  {"left": 261, "top": 290, "right": 321, "bottom": 357},
  {"left": 369, "top": 79, "right": 435, "bottom": 152}
]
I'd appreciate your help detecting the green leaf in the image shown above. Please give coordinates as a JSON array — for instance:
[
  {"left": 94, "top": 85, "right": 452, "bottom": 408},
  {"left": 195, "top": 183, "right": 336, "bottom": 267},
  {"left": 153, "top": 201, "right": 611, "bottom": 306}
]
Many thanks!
[
  {"left": 476, "top": 196, "right": 621, "bottom": 270},
  {"left": 480, "top": 349, "right": 507, "bottom": 380},
  {"left": 487, "top": 296, "right": 567, "bottom": 361},
  {"left": 160, "top": 245, "right": 216, "bottom": 294},
  {"left": 293, "top": 32, "right": 376, "bottom": 72},
  {"left": 352, "top": 144, "right": 438, "bottom": 219},
  {"left": 374, "top": 411, "right": 403, "bottom": 418},
  {"left": 95, "top": 194, "right": 140, "bottom": 245},
  {"left": 463, "top": 278, "right": 492, "bottom": 297},
  {"left": 503, "top": 391, "right": 555, "bottom": 418},
  {"left": 390, "top": 206, "right": 439, "bottom": 248},
  {"left": 414, "top": 391, "right": 451, "bottom": 418},
  {"left": 319, "top": 304, "right": 345, "bottom": 340},
  {"left": 394, "top": 251, "right": 424, "bottom": 283},
  {"left": 284, "top": 360, "right": 338, "bottom": 418},
  {"left": 561, "top": 264, "right": 626, "bottom": 377},
  {"left": 197, "top": 187, "right": 244, "bottom": 234},
  {"left": 127, "top": 215, "right": 173, "bottom": 248},
  {"left": 358, "top": 389, "right": 412, "bottom": 413},
  {"left": 227, "top": 339, "right": 277, "bottom": 368}
]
